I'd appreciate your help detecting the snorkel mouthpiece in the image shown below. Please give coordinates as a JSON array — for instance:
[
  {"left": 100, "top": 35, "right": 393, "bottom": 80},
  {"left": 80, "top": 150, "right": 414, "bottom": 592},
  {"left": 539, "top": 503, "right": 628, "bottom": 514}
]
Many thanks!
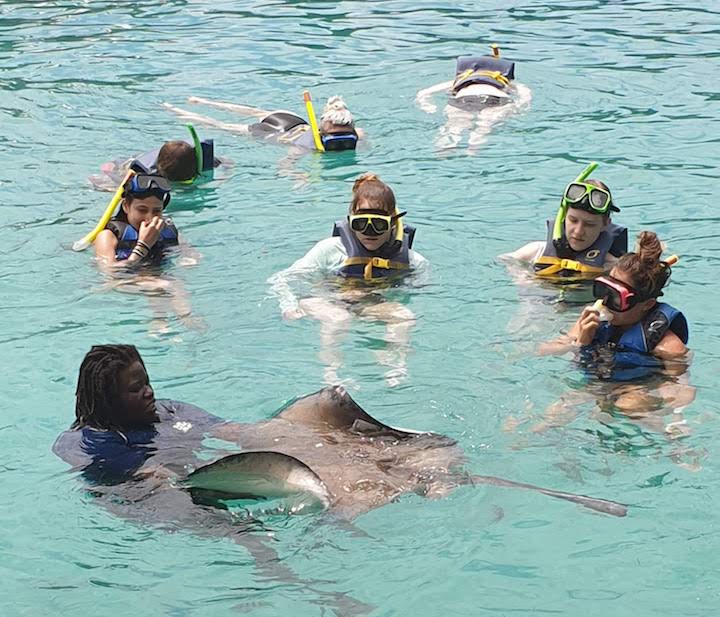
[{"left": 552, "top": 161, "right": 599, "bottom": 249}]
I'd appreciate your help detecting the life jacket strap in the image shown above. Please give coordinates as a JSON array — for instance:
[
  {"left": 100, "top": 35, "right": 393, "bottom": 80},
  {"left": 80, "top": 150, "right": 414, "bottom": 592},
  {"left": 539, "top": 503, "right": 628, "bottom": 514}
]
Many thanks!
[
  {"left": 534, "top": 256, "right": 605, "bottom": 277},
  {"left": 453, "top": 69, "right": 511, "bottom": 89},
  {"left": 343, "top": 256, "right": 410, "bottom": 280}
]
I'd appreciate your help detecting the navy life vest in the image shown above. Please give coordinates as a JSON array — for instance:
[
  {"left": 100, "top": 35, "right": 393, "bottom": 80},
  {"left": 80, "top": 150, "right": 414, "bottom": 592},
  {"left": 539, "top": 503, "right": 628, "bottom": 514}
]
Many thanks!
[
  {"left": 106, "top": 219, "right": 179, "bottom": 261},
  {"left": 534, "top": 219, "right": 628, "bottom": 280},
  {"left": 130, "top": 139, "right": 217, "bottom": 175},
  {"left": 580, "top": 303, "right": 689, "bottom": 381},
  {"left": 332, "top": 219, "right": 416, "bottom": 280},
  {"left": 452, "top": 55, "right": 515, "bottom": 95}
]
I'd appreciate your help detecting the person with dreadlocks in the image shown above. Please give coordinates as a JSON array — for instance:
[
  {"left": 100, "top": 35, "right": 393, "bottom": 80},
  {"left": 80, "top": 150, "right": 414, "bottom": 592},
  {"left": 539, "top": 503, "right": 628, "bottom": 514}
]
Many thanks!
[{"left": 52, "top": 345, "right": 227, "bottom": 483}]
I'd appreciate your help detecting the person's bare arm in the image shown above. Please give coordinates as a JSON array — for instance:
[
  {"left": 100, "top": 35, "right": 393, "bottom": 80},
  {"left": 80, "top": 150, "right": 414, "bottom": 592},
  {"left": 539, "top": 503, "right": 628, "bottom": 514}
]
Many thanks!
[
  {"left": 416, "top": 80, "right": 453, "bottom": 113},
  {"left": 499, "top": 241, "right": 544, "bottom": 264},
  {"left": 654, "top": 330, "right": 688, "bottom": 359}
]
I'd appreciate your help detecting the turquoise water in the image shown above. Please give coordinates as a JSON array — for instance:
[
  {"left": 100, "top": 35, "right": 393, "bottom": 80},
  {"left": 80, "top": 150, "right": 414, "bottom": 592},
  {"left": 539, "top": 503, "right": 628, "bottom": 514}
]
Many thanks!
[{"left": 2, "top": 1, "right": 720, "bottom": 614}]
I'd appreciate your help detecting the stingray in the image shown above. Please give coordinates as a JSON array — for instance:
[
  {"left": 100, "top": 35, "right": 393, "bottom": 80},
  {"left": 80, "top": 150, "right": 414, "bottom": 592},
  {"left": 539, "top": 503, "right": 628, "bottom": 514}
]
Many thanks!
[{"left": 184, "top": 386, "right": 627, "bottom": 519}]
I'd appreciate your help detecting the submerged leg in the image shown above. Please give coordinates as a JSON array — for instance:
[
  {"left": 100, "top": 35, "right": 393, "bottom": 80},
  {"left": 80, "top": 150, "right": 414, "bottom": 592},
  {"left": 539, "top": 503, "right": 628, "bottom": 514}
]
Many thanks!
[
  {"left": 298, "top": 297, "right": 353, "bottom": 386},
  {"left": 161, "top": 102, "right": 250, "bottom": 134},
  {"left": 187, "top": 95, "right": 271, "bottom": 118},
  {"left": 358, "top": 302, "right": 416, "bottom": 387},
  {"left": 466, "top": 473, "right": 628, "bottom": 517}
]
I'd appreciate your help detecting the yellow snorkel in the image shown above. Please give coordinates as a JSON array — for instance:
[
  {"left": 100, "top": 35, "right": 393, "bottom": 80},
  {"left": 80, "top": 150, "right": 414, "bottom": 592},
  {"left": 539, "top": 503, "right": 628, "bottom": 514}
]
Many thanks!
[
  {"left": 491, "top": 43, "right": 500, "bottom": 58},
  {"left": 303, "top": 90, "right": 325, "bottom": 152},
  {"left": 392, "top": 207, "right": 404, "bottom": 247},
  {"left": 73, "top": 169, "right": 135, "bottom": 251},
  {"left": 552, "top": 161, "right": 599, "bottom": 244}
]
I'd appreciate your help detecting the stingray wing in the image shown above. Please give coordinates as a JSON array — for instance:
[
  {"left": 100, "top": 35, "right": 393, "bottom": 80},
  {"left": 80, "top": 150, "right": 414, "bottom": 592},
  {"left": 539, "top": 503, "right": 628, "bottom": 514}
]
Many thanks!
[
  {"left": 276, "top": 386, "right": 456, "bottom": 444},
  {"left": 184, "top": 451, "right": 332, "bottom": 514}
]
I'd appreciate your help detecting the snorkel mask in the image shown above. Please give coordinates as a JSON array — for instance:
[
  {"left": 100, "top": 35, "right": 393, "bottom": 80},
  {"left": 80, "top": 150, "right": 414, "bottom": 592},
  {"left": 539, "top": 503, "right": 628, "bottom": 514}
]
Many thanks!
[
  {"left": 124, "top": 174, "right": 172, "bottom": 207},
  {"left": 552, "top": 162, "right": 618, "bottom": 256},
  {"left": 321, "top": 131, "right": 358, "bottom": 152},
  {"left": 348, "top": 209, "right": 406, "bottom": 252}
]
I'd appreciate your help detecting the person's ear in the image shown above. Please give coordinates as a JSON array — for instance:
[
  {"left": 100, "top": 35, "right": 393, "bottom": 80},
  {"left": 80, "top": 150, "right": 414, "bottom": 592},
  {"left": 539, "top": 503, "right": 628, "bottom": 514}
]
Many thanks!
[
  {"left": 640, "top": 298, "right": 656, "bottom": 312},
  {"left": 121, "top": 199, "right": 131, "bottom": 214}
]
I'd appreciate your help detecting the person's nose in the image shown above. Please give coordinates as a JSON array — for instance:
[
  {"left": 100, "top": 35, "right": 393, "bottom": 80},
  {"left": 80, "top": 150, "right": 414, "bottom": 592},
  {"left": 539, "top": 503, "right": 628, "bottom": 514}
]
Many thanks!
[{"left": 143, "top": 384, "right": 154, "bottom": 398}]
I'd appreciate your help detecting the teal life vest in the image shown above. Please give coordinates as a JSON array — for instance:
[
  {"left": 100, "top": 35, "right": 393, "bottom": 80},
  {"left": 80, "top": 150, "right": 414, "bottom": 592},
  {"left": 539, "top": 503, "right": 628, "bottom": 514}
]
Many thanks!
[
  {"left": 332, "top": 219, "right": 416, "bottom": 280},
  {"left": 534, "top": 219, "right": 628, "bottom": 280},
  {"left": 452, "top": 55, "right": 515, "bottom": 95}
]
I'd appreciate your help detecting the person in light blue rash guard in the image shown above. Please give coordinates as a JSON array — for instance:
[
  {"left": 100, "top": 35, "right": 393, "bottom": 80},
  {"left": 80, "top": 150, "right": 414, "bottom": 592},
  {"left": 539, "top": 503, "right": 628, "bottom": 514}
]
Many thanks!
[
  {"left": 268, "top": 173, "right": 429, "bottom": 387},
  {"left": 52, "top": 345, "right": 229, "bottom": 484}
]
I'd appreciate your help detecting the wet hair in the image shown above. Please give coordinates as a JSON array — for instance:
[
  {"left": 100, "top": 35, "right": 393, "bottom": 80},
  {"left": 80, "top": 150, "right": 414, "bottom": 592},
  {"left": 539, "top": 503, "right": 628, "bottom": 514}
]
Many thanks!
[
  {"left": 568, "top": 178, "right": 614, "bottom": 220},
  {"left": 350, "top": 173, "right": 396, "bottom": 215},
  {"left": 320, "top": 95, "right": 354, "bottom": 128},
  {"left": 156, "top": 141, "right": 197, "bottom": 181},
  {"left": 73, "top": 345, "right": 145, "bottom": 430},
  {"left": 615, "top": 231, "right": 671, "bottom": 299}
]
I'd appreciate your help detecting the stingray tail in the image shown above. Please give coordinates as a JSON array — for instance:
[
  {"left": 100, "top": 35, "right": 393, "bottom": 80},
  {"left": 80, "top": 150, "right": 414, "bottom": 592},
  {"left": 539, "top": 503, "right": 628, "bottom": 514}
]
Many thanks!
[{"left": 467, "top": 474, "right": 628, "bottom": 517}]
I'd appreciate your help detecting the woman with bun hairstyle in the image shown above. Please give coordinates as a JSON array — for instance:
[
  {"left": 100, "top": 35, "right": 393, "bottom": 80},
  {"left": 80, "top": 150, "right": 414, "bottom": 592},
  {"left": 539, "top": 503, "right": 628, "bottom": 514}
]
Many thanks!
[
  {"left": 553, "top": 231, "right": 688, "bottom": 364},
  {"left": 268, "top": 173, "right": 429, "bottom": 386},
  {"left": 529, "top": 231, "right": 695, "bottom": 437}
]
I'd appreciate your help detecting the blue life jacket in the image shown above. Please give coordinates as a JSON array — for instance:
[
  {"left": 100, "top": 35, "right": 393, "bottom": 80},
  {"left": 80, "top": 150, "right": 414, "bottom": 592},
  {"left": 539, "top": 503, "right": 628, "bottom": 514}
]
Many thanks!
[
  {"left": 332, "top": 219, "right": 416, "bottom": 280},
  {"left": 130, "top": 139, "right": 217, "bottom": 175},
  {"left": 580, "top": 303, "right": 689, "bottom": 381},
  {"left": 452, "top": 55, "right": 515, "bottom": 95},
  {"left": 52, "top": 400, "right": 224, "bottom": 484},
  {"left": 106, "top": 219, "right": 179, "bottom": 261},
  {"left": 534, "top": 219, "right": 628, "bottom": 280}
]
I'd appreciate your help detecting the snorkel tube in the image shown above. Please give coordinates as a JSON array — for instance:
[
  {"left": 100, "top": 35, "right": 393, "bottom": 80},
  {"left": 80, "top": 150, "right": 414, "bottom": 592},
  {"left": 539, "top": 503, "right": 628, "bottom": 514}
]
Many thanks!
[
  {"left": 181, "top": 123, "right": 204, "bottom": 185},
  {"left": 303, "top": 90, "right": 325, "bottom": 152},
  {"left": 73, "top": 169, "right": 135, "bottom": 251},
  {"left": 391, "top": 208, "right": 405, "bottom": 249},
  {"left": 552, "top": 161, "right": 599, "bottom": 249}
]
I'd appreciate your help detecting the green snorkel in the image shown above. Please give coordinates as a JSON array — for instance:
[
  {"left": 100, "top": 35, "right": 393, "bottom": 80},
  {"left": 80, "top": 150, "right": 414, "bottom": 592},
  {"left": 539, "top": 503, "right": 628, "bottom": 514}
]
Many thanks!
[
  {"left": 180, "top": 123, "right": 204, "bottom": 185},
  {"left": 552, "top": 161, "right": 598, "bottom": 247}
]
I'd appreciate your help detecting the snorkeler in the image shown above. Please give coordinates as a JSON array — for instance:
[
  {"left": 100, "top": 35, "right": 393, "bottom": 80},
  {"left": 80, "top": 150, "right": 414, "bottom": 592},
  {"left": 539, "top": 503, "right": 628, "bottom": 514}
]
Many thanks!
[
  {"left": 415, "top": 44, "right": 531, "bottom": 152},
  {"left": 267, "top": 173, "right": 428, "bottom": 386},
  {"left": 162, "top": 94, "right": 362, "bottom": 153},
  {"left": 529, "top": 231, "right": 694, "bottom": 438},
  {"left": 94, "top": 174, "right": 179, "bottom": 266},
  {"left": 501, "top": 162, "right": 628, "bottom": 281},
  {"left": 89, "top": 125, "right": 222, "bottom": 191},
  {"left": 542, "top": 231, "right": 688, "bottom": 363},
  {"left": 91, "top": 174, "right": 202, "bottom": 335}
]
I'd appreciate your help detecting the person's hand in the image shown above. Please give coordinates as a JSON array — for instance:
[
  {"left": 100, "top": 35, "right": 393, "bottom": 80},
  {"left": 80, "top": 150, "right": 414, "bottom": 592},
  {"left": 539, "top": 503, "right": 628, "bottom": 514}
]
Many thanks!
[
  {"left": 576, "top": 306, "right": 602, "bottom": 346},
  {"left": 282, "top": 307, "right": 306, "bottom": 321},
  {"left": 138, "top": 216, "right": 166, "bottom": 248}
]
